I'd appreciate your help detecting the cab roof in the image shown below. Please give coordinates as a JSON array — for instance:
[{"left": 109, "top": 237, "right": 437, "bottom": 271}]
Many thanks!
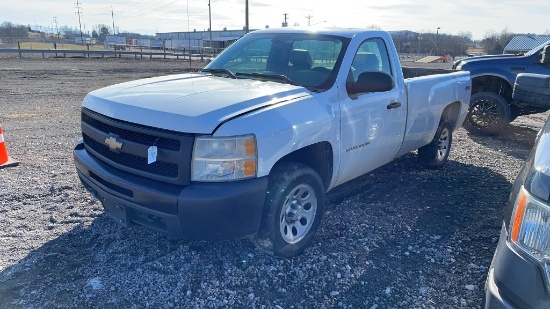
[{"left": 248, "top": 27, "right": 388, "bottom": 39}]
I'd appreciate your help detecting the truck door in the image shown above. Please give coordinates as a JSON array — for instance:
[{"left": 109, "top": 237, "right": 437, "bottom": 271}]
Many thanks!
[{"left": 336, "top": 37, "right": 407, "bottom": 185}]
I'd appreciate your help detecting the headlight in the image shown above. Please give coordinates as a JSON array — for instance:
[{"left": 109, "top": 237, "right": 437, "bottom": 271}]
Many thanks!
[
  {"left": 510, "top": 186, "right": 550, "bottom": 292},
  {"left": 192, "top": 135, "right": 257, "bottom": 182}
]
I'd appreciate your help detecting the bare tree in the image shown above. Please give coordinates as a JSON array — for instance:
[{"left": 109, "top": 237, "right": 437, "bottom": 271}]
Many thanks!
[
  {"left": 0, "top": 22, "right": 29, "bottom": 42},
  {"left": 457, "top": 31, "right": 472, "bottom": 42},
  {"left": 481, "top": 27, "right": 514, "bottom": 54}
]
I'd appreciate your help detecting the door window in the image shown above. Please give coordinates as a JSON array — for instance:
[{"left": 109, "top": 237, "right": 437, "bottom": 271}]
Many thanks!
[{"left": 350, "top": 38, "right": 393, "bottom": 82}]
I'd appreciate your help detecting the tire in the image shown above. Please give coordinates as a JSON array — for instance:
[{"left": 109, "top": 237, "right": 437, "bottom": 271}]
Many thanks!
[
  {"left": 252, "top": 162, "right": 325, "bottom": 258},
  {"left": 463, "top": 91, "right": 511, "bottom": 135},
  {"left": 418, "top": 120, "right": 452, "bottom": 169}
]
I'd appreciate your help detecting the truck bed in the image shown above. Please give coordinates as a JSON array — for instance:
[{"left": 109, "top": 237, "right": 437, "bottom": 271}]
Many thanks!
[
  {"left": 402, "top": 66, "right": 457, "bottom": 79},
  {"left": 398, "top": 70, "right": 470, "bottom": 156}
]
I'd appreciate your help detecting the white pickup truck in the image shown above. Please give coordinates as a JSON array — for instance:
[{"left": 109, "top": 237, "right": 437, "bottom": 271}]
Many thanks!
[{"left": 74, "top": 28, "right": 471, "bottom": 257}]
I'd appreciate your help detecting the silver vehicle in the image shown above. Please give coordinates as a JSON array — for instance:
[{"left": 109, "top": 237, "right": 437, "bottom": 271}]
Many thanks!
[{"left": 483, "top": 112, "right": 550, "bottom": 308}]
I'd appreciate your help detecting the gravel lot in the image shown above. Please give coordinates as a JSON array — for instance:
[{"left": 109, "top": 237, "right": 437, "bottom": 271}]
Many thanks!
[{"left": 0, "top": 57, "right": 549, "bottom": 308}]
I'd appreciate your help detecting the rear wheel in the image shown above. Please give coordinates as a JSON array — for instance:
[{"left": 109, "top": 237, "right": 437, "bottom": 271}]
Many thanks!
[
  {"left": 418, "top": 120, "right": 452, "bottom": 169},
  {"left": 252, "top": 162, "right": 325, "bottom": 258},
  {"left": 463, "top": 91, "right": 511, "bottom": 135}
]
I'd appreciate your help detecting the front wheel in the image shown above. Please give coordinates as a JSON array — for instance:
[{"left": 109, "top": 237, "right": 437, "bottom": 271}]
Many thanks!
[
  {"left": 418, "top": 120, "right": 453, "bottom": 169},
  {"left": 463, "top": 91, "right": 511, "bottom": 135},
  {"left": 252, "top": 162, "right": 325, "bottom": 258}
]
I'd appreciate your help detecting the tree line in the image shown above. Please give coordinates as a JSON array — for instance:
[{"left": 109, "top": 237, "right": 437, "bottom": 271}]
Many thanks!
[
  {"left": 390, "top": 27, "right": 550, "bottom": 57},
  {"left": 0, "top": 22, "right": 30, "bottom": 43},
  {"left": 390, "top": 30, "right": 474, "bottom": 57},
  {"left": 2, "top": 21, "right": 548, "bottom": 55},
  {"left": 0, "top": 21, "right": 152, "bottom": 43}
]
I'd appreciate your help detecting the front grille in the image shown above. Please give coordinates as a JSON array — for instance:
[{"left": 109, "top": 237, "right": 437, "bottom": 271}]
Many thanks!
[
  {"left": 82, "top": 113, "right": 181, "bottom": 151},
  {"left": 81, "top": 108, "right": 194, "bottom": 185},
  {"left": 83, "top": 134, "right": 178, "bottom": 178}
]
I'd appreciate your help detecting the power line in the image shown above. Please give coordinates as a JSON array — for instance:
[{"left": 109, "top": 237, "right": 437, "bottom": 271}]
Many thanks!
[
  {"left": 119, "top": 0, "right": 167, "bottom": 16},
  {"left": 116, "top": 0, "right": 205, "bottom": 19},
  {"left": 117, "top": 0, "right": 180, "bottom": 20}
]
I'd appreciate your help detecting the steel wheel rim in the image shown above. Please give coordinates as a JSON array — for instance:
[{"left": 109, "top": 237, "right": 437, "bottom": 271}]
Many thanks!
[
  {"left": 469, "top": 99, "right": 500, "bottom": 127},
  {"left": 437, "top": 127, "right": 450, "bottom": 161},
  {"left": 279, "top": 183, "right": 317, "bottom": 244}
]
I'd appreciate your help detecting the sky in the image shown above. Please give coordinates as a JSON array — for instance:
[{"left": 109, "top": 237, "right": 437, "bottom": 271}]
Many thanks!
[{"left": 1, "top": 0, "right": 549, "bottom": 40}]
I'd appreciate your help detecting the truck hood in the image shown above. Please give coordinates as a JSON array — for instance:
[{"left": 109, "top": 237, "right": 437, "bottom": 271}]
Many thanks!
[
  {"left": 83, "top": 73, "right": 309, "bottom": 133},
  {"left": 463, "top": 54, "right": 516, "bottom": 61},
  {"left": 454, "top": 54, "right": 529, "bottom": 69}
]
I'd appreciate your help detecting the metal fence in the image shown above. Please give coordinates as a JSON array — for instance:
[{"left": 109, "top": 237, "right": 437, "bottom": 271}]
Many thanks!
[
  {"left": 0, "top": 37, "right": 225, "bottom": 56},
  {"left": 0, "top": 36, "right": 74, "bottom": 46},
  {"left": 0, "top": 48, "right": 212, "bottom": 61}
]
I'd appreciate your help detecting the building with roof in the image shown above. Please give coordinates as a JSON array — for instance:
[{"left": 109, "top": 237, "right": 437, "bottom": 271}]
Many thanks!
[
  {"left": 156, "top": 28, "right": 249, "bottom": 53},
  {"left": 503, "top": 35, "right": 550, "bottom": 54}
]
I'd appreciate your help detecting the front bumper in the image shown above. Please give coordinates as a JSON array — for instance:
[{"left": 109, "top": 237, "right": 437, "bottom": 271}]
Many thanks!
[
  {"left": 483, "top": 224, "right": 550, "bottom": 308},
  {"left": 74, "top": 141, "right": 269, "bottom": 240}
]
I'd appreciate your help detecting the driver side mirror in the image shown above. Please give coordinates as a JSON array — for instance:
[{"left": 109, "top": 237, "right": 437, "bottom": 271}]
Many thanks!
[
  {"left": 541, "top": 45, "right": 550, "bottom": 64},
  {"left": 347, "top": 71, "right": 394, "bottom": 96}
]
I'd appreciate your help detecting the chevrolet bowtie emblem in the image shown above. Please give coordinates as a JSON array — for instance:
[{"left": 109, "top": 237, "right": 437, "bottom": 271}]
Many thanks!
[{"left": 105, "top": 136, "right": 123, "bottom": 151}]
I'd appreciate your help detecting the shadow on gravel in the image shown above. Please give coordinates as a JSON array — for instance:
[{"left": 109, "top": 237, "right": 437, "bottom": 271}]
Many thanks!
[
  {"left": 467, "top": 122, "right": 540, "bottom": 161},
  {"left": 320, "top": 153, "right": 511, "bottom": 307},
  {"left": 0, "top": 213, "right": 262, "bottom": 308},
  {"left": 0, "top": 153, "right": 511, "bottom": 308}
]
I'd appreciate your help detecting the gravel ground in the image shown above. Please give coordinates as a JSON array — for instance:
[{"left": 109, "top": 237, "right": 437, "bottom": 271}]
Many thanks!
[{"left": 0, "top": 57, "right": 549, "bottom": 308}]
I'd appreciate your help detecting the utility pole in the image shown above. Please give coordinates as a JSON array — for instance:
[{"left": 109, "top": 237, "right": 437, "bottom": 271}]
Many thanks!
[
  {"left": 208, "top": 0, "right": 215, "bottom": 56},
  {"left": 188, "top": 0, "right": 191, "bottom": 49},
  {"left": 306, "top": 15, "right": 313, "bottom": 26},
  {"left": 282, "top": 13, "right": 288, "bottom": 27},
  {"left": 245, "top": 0, "right": 249, "bottom": 33},
  {"left": 111, "top": 6, "right": 116, "bottom": 35},
  {"left": 435, "top": 27, "right": 440, "bottom": 55},
  {"left": 53, "top": 17, "right": 59, "bottom": 40},
  {"left": 418, "top": 33, "right": 422, "bottom": 55},
  {"left": 75, "top": 0, "right": 83, "bottom": 42},
  {"left": 208, "top": 0, "right": 213, "bottom": 53}
]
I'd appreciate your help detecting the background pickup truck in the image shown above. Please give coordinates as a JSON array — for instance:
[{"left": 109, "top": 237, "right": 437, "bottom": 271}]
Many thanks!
[
  {"left": 73, "top": 28, "right": 471, "bottom": 257},
  {"left": 453, "top": 40, "right": 550, "bottom": 134}
]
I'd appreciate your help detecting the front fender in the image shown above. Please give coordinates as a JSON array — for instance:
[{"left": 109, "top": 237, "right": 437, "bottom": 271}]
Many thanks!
[
  {"left": 213, "top": 90, "right": 340, "bottom": 179},
  {"left": 469, "top": 69, "right": 516, "bottom": 88}
]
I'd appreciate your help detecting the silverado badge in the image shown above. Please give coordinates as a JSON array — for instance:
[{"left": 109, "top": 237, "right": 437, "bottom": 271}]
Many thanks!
[{"left": 105, "top": 136, "right": 123, "bottom": 151}]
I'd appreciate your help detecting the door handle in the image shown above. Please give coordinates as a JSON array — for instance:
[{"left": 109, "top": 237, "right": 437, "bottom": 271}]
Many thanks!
[{"left": 387, "top": 102, "right": 401, "bottom": 109}]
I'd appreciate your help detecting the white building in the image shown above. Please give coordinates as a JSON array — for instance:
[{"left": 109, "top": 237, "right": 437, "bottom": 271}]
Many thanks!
[{"left": 156, "top": 28, "right": 249, "bottom": 53}]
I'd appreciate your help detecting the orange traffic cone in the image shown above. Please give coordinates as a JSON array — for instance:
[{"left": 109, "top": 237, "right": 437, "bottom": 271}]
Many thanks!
[{"left": 0, "top": 126, "right": 19, "bottom": 169}]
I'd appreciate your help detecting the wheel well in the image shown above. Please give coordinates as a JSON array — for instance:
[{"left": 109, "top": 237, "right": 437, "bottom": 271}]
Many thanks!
[
  {"left": 274, "top": 142, "right": 333, "bottom": 191},
  {"left": 441, "top": 102, "right": 462, "bottom": 129},
  {"left": 472, "top": 75, "right": 513, "bottom": 103}
]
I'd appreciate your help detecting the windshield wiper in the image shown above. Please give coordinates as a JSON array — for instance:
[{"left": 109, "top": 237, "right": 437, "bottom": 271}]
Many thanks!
[
  {"left": 236, "top": 72, "right": 296, "bottom": 85},
  {"left": 201, "top": 68, "right": 237, "bottom": 79}
]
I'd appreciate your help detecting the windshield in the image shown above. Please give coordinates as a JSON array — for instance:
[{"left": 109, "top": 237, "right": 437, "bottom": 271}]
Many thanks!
[
  {"left": 525, "top": 39, "right": 550, "bottom": 56},
  {"left": 204, "top": 32, "right": 349, "bottom": 91}
]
